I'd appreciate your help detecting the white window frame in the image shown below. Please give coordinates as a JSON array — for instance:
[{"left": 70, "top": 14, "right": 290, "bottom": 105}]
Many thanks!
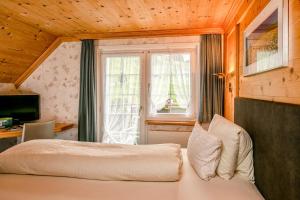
[
  {"left": 97, "top": 51, "right": 147, "bottom": 144},
  {"left": 146, "top": 49, "right": 197, "bottom": 121},
  {"left": 96, "top": 40, "right": 200, "bottom": 141}
]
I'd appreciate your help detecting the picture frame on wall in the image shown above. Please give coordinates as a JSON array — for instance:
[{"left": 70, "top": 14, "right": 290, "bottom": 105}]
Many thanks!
[{"left": 243, "top": 0, "right": 288, "bottom": 76}]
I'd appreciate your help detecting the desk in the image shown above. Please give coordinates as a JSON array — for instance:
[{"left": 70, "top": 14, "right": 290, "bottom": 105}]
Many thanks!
[{"left": 0, "top": 123, "right": 74, "bottom": 139}]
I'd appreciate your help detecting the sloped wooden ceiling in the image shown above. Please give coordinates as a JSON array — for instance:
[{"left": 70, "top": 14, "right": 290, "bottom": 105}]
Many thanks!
[
  {"left": 0, "top": 0, "right": 242, "bottom": 84},
  {"left": 0, "top": 13, "right": 56, "bottom": 83}
]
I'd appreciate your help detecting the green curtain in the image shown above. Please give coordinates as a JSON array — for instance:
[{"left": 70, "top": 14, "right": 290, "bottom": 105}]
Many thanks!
[
  {"left": 78, "top": 40, "right": 97, "bottom": 142},
  {"left": 199, "top": 34, "right": 224, "bottom": 123}
]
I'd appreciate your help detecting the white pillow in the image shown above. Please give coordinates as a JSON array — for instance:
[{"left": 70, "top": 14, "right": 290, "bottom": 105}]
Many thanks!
[
  {"left": 208, "top": 114, "right": 241, "bottom": 180},
  {"left": 187, "top": 123, "right": 222, "bottom": 181},
  {"left": 208, "top": 114, "right": 254, "bottom": 182},
  {"left": 236, "top": 129, "right": 254, "bottom": 183}
]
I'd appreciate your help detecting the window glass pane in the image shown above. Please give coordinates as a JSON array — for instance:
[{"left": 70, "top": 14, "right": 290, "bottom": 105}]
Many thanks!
[
  {"left": 103, "top": 56, "right": 141, "bottom": 144},
  {"left": 150, "top": 53, "right": 191, "bottom": 115}
]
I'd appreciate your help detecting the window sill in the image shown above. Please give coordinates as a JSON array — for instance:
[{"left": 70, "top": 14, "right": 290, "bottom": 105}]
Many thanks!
[{"left": 145, "top": 120, "right": 196, "bottom": 126}]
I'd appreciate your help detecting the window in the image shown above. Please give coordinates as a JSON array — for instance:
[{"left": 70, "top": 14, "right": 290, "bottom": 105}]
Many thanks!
[
  {"left": 99, "top": 45, "right": 197, "bottom": 144},
  {"left": 148, "top": 52, "right": 194, "bottom": 118},
  {"left": 102, "top": 55, "right": 142, "bottom": 144}
]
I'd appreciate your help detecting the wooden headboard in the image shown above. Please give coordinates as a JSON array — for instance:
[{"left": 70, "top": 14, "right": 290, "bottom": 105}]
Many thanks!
[{"left": 234, "top": 98, "right": 300, "bottom": 200}]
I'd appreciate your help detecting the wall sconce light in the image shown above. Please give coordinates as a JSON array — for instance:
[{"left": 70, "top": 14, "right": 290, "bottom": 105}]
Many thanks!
[
  {"left": 212, "top": 71, "right": 235, "bottom": 93},
  {"left": 212, "top": 72, "right": 226, "bottom": 79}
]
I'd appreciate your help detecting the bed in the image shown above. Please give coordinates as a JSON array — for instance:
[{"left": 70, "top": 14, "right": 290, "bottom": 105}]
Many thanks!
[
  {"left": 0, "top": 148, "right": 263, "bottom": 200},
  {"left": 4, "top": 97, "right": 297, "bottom": 200}
]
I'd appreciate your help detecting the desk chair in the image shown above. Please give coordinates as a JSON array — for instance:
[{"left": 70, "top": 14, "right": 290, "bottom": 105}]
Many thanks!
[{"left": 21, "top": 121, "right": 55, "bottom": 142}]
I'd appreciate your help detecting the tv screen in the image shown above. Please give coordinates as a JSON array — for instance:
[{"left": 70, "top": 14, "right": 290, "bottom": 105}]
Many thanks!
[{"left": 0, "top": 94, "right": 40, "bottom": 122}]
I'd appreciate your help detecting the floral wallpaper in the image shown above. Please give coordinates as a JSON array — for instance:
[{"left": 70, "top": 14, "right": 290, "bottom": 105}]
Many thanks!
[
  {"left": 20, "top": 42, "right": 81, "bottom": 140},
  {"left": 20, "top": 42, "right": 81, "bottom": 123}
]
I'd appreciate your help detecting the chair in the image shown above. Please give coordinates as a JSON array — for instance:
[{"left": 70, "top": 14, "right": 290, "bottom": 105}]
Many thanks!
[{"left": 21, "top": 121, "right": 55, "bottom": 142}]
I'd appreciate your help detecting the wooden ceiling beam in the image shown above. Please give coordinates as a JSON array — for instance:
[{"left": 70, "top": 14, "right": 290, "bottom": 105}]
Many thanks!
[
  {"left": 56, "top": 28, "right": 225, "bottom": 42},
  {"left": 75, "top": 28, "right": 224, "bottom": 40}
]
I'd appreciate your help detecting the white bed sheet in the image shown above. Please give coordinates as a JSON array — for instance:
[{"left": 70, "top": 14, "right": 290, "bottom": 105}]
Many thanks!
[{"left": 0, "top": 149, "right": 264, "bottom": 200}]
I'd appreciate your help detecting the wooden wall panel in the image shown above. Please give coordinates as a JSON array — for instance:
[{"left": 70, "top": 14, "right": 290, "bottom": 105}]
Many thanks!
[
  {"left": 224, "top": 0, "right": 300, "bottom": 119},
  {"left": 0, "top": 13, "right": 56, "bottom": 83},
  {"left": 224, "top": 27, "right": 237, "bottom": 121}
]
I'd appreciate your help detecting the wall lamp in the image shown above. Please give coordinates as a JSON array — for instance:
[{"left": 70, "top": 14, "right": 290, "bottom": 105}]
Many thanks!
[{"left": 212, "top": 71, "right": 235, "bottom": 93}]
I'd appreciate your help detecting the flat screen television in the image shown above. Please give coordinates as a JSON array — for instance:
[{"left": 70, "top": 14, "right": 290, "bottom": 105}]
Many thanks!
[{"left": 0, "top": 94, "right": 40, "bottom": 123}]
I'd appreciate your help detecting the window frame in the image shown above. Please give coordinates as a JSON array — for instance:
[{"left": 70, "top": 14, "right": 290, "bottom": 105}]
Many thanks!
[
  {"left": 98, "top": 52, "right": 147, "bottom": 144},
  {"left": 96, "top": 41, "right": 200, "bottom": 139},
  {"left": 145, "top": 48, "right": 197, "bottom": 121}
]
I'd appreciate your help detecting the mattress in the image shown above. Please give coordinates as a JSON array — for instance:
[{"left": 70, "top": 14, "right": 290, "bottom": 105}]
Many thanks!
[{"left": 0, "top": 149, "right": 264, "bottom": 200}]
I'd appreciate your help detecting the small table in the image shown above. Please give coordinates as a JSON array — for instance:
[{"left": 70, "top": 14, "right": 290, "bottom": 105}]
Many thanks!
[{"left": 0, "top": 123, "right": 74, "bottom": 139}]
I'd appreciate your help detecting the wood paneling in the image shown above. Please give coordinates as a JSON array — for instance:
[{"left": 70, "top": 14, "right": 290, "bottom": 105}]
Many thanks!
[
  {"left": 0, "top": 13, "right": 56, "bottom": 83},
  {"left": 224, "top": 0, "right": 300, "bottom": 120},
  {"left": 14, "top": 37, "right": 63, "bottom": 87},
  {"left": 0, "top": 0, "right": 237, "bottom": 36},
  {"left": 224, "top": 23, "right": 240, "bottom": 121},
  {"left": 0, "top": 0, "right": 245, "bottom": 83},
  {"left": 224, "top": 26, "right": 237, "bottom": 121}
]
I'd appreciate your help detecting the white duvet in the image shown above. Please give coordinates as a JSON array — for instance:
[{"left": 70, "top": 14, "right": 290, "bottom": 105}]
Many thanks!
[{"left": 0, "top": 139, "right": 182, "bottom": 181}]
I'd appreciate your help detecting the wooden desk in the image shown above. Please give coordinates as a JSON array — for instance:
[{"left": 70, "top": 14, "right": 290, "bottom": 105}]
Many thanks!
[{"left": 0, "top": 123, "right": 74, "bottom": 139}]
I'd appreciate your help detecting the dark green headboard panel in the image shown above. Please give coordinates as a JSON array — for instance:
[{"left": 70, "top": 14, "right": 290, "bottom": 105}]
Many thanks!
[{"left": 234, "top": 97, "right": 300, "bottom": 200}]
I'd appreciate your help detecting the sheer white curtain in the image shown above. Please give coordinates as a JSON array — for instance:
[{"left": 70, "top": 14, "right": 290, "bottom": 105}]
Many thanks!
[
  {"left": 121, "top": 57, "right": 140, "bottom": 144},
  {"left": 103, "top": 57, "right": 122, "bottom": 143},
  {"left": 171, "top": 54, "right": 191, "bottom": 109},
  {"left": 103, "top": 99, "right": 123, "bottom": 143},
  {"left": 150, "top": 54, "right": 171, "bottom": 114},
  {"left": 103, "top": 56, "right": 140, "bottom": 144}
]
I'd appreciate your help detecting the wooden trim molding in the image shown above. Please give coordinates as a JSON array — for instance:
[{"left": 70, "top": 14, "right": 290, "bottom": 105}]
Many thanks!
[
  {"left": 14, "top": 37, "right": 63, "bottom": 88},
  {"left": 223, "top": 0, "right": 245, "bottom": 32},
  {"left": 59, "top": 36, "right": 81, "bottom": 42},
  {"left": 145, "top": 120, "right": 196, "bottom": 126},
  {"left": 235, "top": 23, "right": 240, "bottom": 97},
  {"left": 224, "top": 0, "right": 256, "bottom": 33},
  {"left": 76, "top": 28, "right": 224, "bottom": 40}
]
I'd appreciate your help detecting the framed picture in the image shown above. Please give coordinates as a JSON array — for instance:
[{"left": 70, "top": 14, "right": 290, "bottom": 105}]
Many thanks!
[{"left": 243, "top": 0, "right": 288, "bottom": 76}]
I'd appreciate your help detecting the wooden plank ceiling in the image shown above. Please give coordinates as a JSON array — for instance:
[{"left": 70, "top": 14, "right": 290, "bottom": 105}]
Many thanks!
[{"left": 0, "top": 0, "right": 241, "bottom": 83}]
